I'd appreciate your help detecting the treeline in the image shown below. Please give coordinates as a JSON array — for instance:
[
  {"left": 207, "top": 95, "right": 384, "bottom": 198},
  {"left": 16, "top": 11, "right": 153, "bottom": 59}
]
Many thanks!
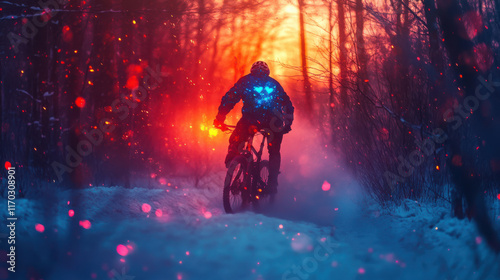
[
  {"left": 0, "top": 0, "right": 286, "bottom": 193},
  {"left": 1, "top": 0, "right": 500, "bottom": 222},
  {"left": 304, "top": 0, "right": 500, "bottom": 249},
  {"left": 298, "top": 0, "right": 500, "bottom": 208}
]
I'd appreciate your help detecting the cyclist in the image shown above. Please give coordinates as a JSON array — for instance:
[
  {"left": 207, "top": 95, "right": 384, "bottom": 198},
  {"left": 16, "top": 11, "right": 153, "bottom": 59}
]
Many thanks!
[{"left": 214, "top": 61, "right": 294, "bottom": 194}]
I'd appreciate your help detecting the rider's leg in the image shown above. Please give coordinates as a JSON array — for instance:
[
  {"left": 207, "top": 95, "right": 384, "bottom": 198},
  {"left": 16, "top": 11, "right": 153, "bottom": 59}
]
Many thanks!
[
  {"left": 225, "top": 120, "right": 250, "bottom": 167},
  {"left": 267, "top": 132, "right": 284, "bottom": 193}
]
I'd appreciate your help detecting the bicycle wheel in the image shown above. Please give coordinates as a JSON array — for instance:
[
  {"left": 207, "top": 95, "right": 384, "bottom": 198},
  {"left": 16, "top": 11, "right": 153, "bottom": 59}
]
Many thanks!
[
  {"left": 223, "top": 156, "right": 250, "bottom": 213},
  {"left": 253, "top": 160, "right": 275, "bottom": 212}
]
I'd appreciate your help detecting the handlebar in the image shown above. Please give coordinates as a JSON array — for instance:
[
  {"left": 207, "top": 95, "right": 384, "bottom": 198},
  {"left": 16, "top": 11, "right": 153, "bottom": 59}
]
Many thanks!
[
  {"left": 215, "top": 124, "right": 270, "bottom": 137},
  {"left": 215, "top": 124, "right": 236, "bottom": 132}
]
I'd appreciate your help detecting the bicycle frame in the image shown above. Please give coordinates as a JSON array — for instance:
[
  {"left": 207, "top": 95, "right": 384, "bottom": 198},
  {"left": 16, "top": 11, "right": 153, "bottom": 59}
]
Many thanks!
[
  {"left": 244, "top": 130, "right": 268, "bottom": 164},
  {"left": 244, "top": 130, "right": 270, "bottom": 200},
  {"left": 221, "top": 125, "right": 268, "bottom": 162},
  {"left": 221, "top": 125, "right": 273, "bottom": 212}
]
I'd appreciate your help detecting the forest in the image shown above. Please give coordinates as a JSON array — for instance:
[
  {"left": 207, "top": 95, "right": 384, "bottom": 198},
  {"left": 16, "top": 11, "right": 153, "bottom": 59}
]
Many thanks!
[{"left": 1, "top": 0, "right": 500, "bottom": 279}]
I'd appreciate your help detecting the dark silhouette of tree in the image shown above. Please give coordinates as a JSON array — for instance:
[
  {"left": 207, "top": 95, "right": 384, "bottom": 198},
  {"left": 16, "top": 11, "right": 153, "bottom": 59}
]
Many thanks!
[
  {"left": 337, "top": 0, "right": 348, "bottom": 111},
  {"left": 298, "top": 0, "right": 313, "bottom": 115},
  {"left": 437, "top": 0, "right": 500, "bottom": 252}
]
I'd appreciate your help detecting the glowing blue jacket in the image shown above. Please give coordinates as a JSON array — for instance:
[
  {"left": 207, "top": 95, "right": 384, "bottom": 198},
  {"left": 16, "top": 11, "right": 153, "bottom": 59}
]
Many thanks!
[{"left": 217, "top": 73, "right": 294, "bottom": 125}]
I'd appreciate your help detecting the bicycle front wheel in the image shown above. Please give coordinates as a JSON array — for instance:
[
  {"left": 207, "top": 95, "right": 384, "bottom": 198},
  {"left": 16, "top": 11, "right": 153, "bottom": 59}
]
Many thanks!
[{"left": 223, "top": 156, "right": 250, "bottom": 213}]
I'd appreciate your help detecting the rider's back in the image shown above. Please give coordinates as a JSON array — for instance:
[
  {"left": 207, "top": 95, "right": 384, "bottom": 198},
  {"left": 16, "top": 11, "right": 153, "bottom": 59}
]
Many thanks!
[{"left": 218, "top": 73, "right": 294, "bottom": 125}]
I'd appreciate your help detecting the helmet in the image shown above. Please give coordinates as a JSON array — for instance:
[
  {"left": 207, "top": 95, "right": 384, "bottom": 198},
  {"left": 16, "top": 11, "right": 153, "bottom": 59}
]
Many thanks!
[{"left": 250, "top": 61, "right": 270, "bottom": 76}]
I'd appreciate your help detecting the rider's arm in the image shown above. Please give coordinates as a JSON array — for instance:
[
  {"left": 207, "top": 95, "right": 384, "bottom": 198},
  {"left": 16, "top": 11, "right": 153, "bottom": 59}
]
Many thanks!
[
  {"left": 216, "top": 78, "right": 245, "bottom": 120},
  {"left": 278, "top": 84, "right": 294, "bottom": 126}
]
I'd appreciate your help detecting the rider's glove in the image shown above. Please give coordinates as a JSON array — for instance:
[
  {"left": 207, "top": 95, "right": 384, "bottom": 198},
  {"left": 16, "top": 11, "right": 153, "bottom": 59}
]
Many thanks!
[{"left": 213, "top": 114, "right": 226, "bottom": 130}]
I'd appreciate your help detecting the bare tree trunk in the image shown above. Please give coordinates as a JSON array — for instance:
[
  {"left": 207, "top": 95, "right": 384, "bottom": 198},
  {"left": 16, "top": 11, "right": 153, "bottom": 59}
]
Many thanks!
[
  {"left": 328, "top": 0, "right": 334, "bottom": 110},
  {"left": 193, "top": 0, "right": 205, "bottom": 83},
  {"left": 424, "top": 0, "right": 443, "bottom": 76},
  {"left": 437, "top": 0, "right": 500, "bottom": 252},
  {"left": 208, "top": 0, "right": 228, "bottom": 81},
  {"left": 61, "top": 0, "right": 86, "bottom": 271},
  {"left": 337, "top": 0, "right": 348, "bottom": 110},
  {"left": 352, "top": 0, "right": 373, "bottom": 146},
  {"left": 495, "top": 0, "right": 500, "bottom": 25},
  {"left": 298, "top": 0, "right": 313, "bottom": 115},
  {"left": 355, "top": 0, "right": 368, "bottom": 89}
]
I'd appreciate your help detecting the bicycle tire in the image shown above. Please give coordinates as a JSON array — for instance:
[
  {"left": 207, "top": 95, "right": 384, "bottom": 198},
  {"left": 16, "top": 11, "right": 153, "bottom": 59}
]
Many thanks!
[
  {"left": 252, "top": 160, "right": 275, "bottom": 211},
  {"left": 223, "top": 156, "right": 250, "bottom": 213}
]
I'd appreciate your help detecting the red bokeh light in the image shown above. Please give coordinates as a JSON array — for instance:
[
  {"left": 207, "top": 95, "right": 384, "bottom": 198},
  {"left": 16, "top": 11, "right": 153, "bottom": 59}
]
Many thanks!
[
  {"left": 155, "top": 209, "right": 163, "bottom": 217},
  {"left": 321, "top": 180, "right": 331, "bottom": 191},
  {"left": 68, "top": 209, "right": 75, "bottom": 217},
  {"left": 75, "top": 97, "right": 86, "bottom": 108},
  {"left": 127, "top": 64, "right": 143, "bottom": 75},
  {"left": 79, "top": 220, "right": 92, "bottom": 229},
  {"left": 380, "top": 127, "right": 389, "bottom": 141},
  {"left": 35, "top": 224, "right": 45, "bottom": 233},
  {"left": 473, "top": 43, "right": 494, "bottom": 72},
  {"left": 126, "top": 76, "right": 139, "bottom": 90},
  {"left": 116, "top": 244, "right": 129, "bottom": 256},
  {"left": 462, "top": 11, "right": 483, "bottom": 40},
  {"left": 62, "top": 25, "right": 73, "bottom": 42},
  {"left": 142, "top": 203, "right": 151, "bottom": 213},
  {"left": 4, "top": 161, "right": 11, "bottom": 170}
]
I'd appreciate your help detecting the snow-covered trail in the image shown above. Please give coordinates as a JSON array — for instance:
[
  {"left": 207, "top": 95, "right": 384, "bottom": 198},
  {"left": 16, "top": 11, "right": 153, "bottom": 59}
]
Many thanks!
[
  {"left": 2, "top": 126, "right": 500, "bottom": 279},
  {"left": 3, "top": 170, "right": 500, "bottom": 280}
]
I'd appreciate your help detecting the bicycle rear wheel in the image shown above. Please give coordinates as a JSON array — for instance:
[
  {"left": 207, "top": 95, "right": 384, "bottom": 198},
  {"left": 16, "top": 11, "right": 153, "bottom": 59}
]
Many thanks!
[
  {"left": 253, "top": 160, "right": 275, "bottom": 212},
  {"left": 223, "top": 156, "right": 250, "bottom": 213}
]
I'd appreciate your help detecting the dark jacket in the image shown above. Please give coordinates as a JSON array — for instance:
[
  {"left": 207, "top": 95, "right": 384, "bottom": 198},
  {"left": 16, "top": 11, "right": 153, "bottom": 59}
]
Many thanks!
[{"left": 217, "top": 73, "right": 294, "bottom": 126}]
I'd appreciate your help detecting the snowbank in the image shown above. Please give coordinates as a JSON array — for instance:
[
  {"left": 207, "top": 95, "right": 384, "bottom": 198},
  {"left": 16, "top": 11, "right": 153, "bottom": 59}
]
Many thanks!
[{"left": 0, "top": 177, "right": 499, "bottom": 280}]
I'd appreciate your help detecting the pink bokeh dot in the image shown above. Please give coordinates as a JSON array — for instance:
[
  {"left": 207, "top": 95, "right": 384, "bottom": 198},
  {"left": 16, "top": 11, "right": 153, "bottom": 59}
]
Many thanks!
[
  {"left": 475, "top": 236, "right": 483, "bottom": 244},
  {"left": 35, "top": 224, "right": 45, "bottom": 233},
  {"left": 79, "top": 220, "right": 91, "bottom": 229},
  {"left": 155, "top": 209, "right": 163, "bottom": 217},
  {"left": 142, "top": 203, "right": 151, "bottom": 213},
  {"left": 321, "top": 180, "right": 331, "bottom": 191},
  {"left": 116, "top": 244, "right": 129, "bottom": 256}
]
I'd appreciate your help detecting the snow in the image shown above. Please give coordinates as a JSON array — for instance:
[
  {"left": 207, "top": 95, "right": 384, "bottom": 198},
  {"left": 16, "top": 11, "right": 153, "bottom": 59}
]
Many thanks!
[{"left": 1, "top": 172, "right": 499, "bottom": 280}]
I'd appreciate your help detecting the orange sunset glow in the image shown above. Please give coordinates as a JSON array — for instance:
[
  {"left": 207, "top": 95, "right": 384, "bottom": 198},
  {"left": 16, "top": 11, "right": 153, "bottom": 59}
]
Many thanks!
[{"left": 3, "top": 0, "right": 500, "bottom": 278}]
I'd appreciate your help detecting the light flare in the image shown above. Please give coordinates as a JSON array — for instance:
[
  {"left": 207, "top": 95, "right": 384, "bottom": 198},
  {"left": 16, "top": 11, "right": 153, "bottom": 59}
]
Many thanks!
[
  {"left": 203, "top": 211, "right": 212, "bottom": 219},
  {"left": 117, "top": 244, "right": 129, "bottom": 256},
  {"left": 79, "top": 220, "right": 91, "bottom": 229},
  {"left": 322, "top": 180, "right": 331, "bottom": 191},
  {"left": 155, "top": 209, "right": 163, "bottom": 217},
  {"left": 75, "top": 97, "right": 86, "bottom": 108},
  {"left": 208, "top": 128, "right": 219, "bottom": 138},
  {"left": 142, "top": 203, "right": 151, "bottom": 213},
  {"left": 35, "top": 224, "right": 45, "bottom": 232}
]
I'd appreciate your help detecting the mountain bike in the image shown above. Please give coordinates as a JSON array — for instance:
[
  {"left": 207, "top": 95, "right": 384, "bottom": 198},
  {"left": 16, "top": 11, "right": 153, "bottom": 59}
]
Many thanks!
[{"left": 219, "top": 125, "right": 275, "bottom": 214}]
